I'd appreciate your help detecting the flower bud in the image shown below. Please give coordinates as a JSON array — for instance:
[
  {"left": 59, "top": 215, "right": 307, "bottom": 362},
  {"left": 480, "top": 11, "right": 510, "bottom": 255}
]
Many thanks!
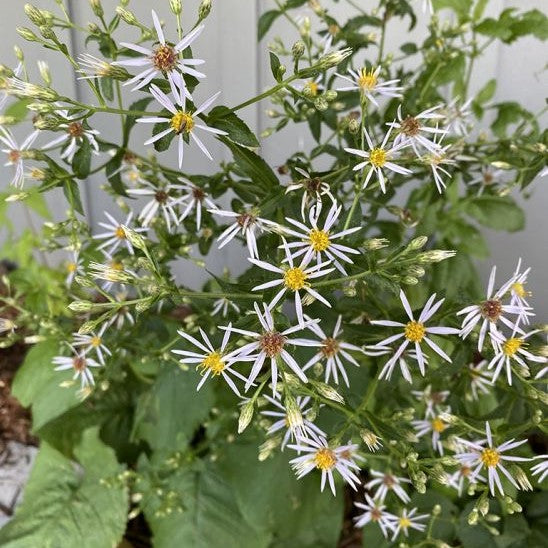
[
  {"left": 33, "top": 116, "right": 61, "bottom": 130},
  {"left": 39, "top": 26, "right": 58, "bottom": 41},
  {"left": 407, "top": 235, "right": 428, "bottom": 251},
  {"left": 477, "top": 496, "right": 489, "bottom": 516},
  {"left": 38, "top": 60, "right": 51, "bottom": 86},
  {"left": 170, "top": 0, "right": 182, "bottom": 15},
  {"left": 467, "top": 508, "right": 479, "bottom": 525},
  {"left": 317, "top": 48, "right": 352, "bottom": 70},
  {"left": 0, "top": 116, "right": 17, "bottom": 125},
  {"left": 292, "top": 41, "right": 305, "bottom": 59},
  {"left": 347, "top": 118, "right": 360, "bottom": 134},
  {"left": 116, "top": 7, "right": 138, "bottom": 26},
  {"left": 68, "top": 300, "right": 94, "bottom": 312},
  {"left": 402, "top": 276, "right": 418, "bottom": 285},
  {"left": 258, "top": 437, "right": 279, "bottom": 461},
  {"left": 122, "top": 225, "right": 147, "bottom": 251},
  {"left": 24, "top": 4, "right": 46, "bottom": 26},
  {"left": 324, "top": 90, "right": 337, "bottom": 102},
  {"left": 14, "top": 46, "right": 24, "bottom": 62},
  {"left": 198, "top": 0, "right": 212, "bottom": 20},
  {"left": 417, "top": 250, "right": 457, "bottom": 264},
  {"left": 310, "top": 379, "right": 345, "bottom": 404},
  {"left": 89, "top": 0, "right": 104, "bottom": 17},
  {"left": 510, "top": 465, "right": 532, "bottom": 491},
  {"left": 406, "top": 265, "right": 425, "bottom": 277},
  {"left": 364, "top": 237, "right": 389, "bottom": 250},
  {"left": 430, "top": 466, "right": 448, "bottom": 485},
  {"left": 78, "top": 319, "right": 101, "bottom": 335},
  {"left": 284, "top": 392, "right": 303, "bottom": 432},
  {"left": 360, "top": 429, "right": 382, "bottom": 452},
  {"left": 314, "top": 97, "right": 328, "bottom": 111},
  {"left": 17, "top": 27, "right": 39, "bottom": 42}
]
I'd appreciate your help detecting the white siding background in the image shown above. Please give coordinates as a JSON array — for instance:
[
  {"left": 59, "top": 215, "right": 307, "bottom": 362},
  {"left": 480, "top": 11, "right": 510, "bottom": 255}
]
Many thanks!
[{"left": 0, "top": 1, "right": 546, "bottom": 312}]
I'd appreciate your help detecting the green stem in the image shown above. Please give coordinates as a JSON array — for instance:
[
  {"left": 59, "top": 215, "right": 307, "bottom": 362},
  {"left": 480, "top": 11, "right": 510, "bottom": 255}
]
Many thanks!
[{"left": 313, "top": 268, "right": 372, "bottom": 288}]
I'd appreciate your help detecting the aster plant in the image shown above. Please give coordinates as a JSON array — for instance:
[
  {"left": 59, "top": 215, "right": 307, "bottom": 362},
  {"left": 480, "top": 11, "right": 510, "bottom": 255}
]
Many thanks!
[{"left": 0, "top": 1, "right": 547, "bottom": 547}]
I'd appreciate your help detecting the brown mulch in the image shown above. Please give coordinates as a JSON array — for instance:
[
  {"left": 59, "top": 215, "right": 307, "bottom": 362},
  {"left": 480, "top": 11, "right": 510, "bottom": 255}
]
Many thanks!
[{"left": 0, "top": 343, "right": 37, "bottom": 451}]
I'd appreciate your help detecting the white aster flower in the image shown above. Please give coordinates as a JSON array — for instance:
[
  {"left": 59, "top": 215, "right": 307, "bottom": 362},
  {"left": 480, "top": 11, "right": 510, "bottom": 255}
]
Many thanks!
[
  {"left": 390, "top": 508, "right": 429, "bottom": 540},
  {"left": 172, "top": 325, "right": 250, "bottom": 396},
  {"left": 212, "top": 297, "right": 240, "bottom": 318},
  {"left": 488, "top": 328, "right": 547, "bottom": 385},
  {"left": 468, "top": 165, "right": 505, "bottom": 196},
  {"left": 411, "top": 410, "right": 451, "bottom": 454},
  {"left": 93, "top": 211, "right": 147, "bottom": 254},
  {"left": 509, "top": 258, "right": 532, "bottom": 324},
  {"left": 364, "top": 345, "right": 427, "bottom": 384},
  {"left": 345, "top": 126, "right": 411, "bottom": 192},
  {"left": 288, "top": 435, "right": 362, "bottom": 496},
  {"left": 113, "top": 9, "right": 205, "bottom": 93},
  {"left": 72, "top": 323, "right": 111, "bottom": 365},
  {"left": 137, "top": 72, "right": 226, "bottom": 167},
  {"left": 456, "top": 264, "right": 532, "bottom": 352},
  {"left": 42, "top": 111, "right": 99, "bottom": 163},
  {"left": 210, "top": 208, "right": 281, "bottom": 259},
  {"left": 371, "top": 290, "right": 459, "bottom": 381},
  {"left": 365, "top": 470, "right": 411, "bottom": 503},
  {"left": 177, "top": 179, "right": 218, "bottom": 231},
  {"left": 442, "top": 97, "right": 473, "bottom": 136},
  {"left": 467, "top": 359, "right": 494, "bottom": 400},
  {"left": 127, "top": 182, "right": 187, "bottom": 231},
  {"left": 335, "top": 66, "right": 402, "bottom": 106},
  {"left": 285, "top": 167, "right": 335, "bottom": 222},
  {"left": 454, "top": 421, "right": 530, "bottom": 496},
  {"left": 0, "top": 127, "right": 40, "bottom": 188},
  {"left": 249, "top": 239, "right": 334, "bottom": 326},
  {"left": 300, "top": 314, "right": 364, "bottom": 386},
  {"left": 447, "top": 463, "right": 484, "bottom": 496},
  {"left": 261, "top": 394, "right": 325, "bottom": 449},
  {"left": 531, "top": 455, "right": 548, "bottom": 483},
  {"left": 221, "top": 302, "right": 318, "bottom": 394},
  {"left": 65, "top": 250, "right": 84, "bottom": 287},
  {"left": 283, "top": 201, "right": 361, "bottom": 275},
  {"left": 411, "top": 385, "right": 449, "bottom": 418},
  {"left": 389, "top": 105, "right": 446, "bottom": 157},
  {"left": 53, "top": 348, "right": 101, "bottom": 389},
  {"left": 353, "top": 493, "right": 397, "bottom": 538},
  {"left": 423, "top": 132, "right": 456, "bottom": 193}
]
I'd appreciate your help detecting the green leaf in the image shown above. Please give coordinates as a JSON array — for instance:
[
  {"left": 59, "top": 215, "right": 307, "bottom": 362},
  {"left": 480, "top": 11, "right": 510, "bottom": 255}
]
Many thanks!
[
  {"left": 221, "top": 138, "right": 278, "bottom": 191},
  {"left": 100, "top": 76, "right": 114, "bottom": 101},
  {"left": 123, "top": 97, "right": 153, "bottom": 145},
  {"left": 24, "top": 186, "right": 52, "bottom": 219},
  {"left": 207, "top": 106, "right": 259, "bottom": 148},
  {"left": 473, "top": 0, "right": 489, "bottom": 21},
  {"left": 4, "top": 99, "right": 32, "bottom": 122},
  {"left": 152, "top": 122, "right": 174, "bottom": 152},
  {"left": 11, "top": 339, "right": 82, "bottom": 430},
  {"left": 0, "top": 428, "right": 128, "bottom": 548},
  {"left": 132, "top": 364, "right": 215, "bottom": 451},
  {"left": 269, "top": 51, "right": 283, "bottom": 82},
  {"left": 433, "top": 0, "right": 473, "bottom": 23},
  {"left": 105, "top": 151, "right": 128, "bottom": 196},
  {"left": 475, "top": 78, "right": 496, "bottom": 104},
  {"left": 491, "top": 102, "right": 529, "bottom": 137},
  {"left": 72, "top": 138, "right": 91, "bottom": 179},
  {"left": 463, "top": 195, "right": 525, "bottom": 231},
  {"left": 63, "top": 179, "right": 84, "bottom": 215},
  {"left": 257, "top": 10, "right": 280, "bottom": 41}
]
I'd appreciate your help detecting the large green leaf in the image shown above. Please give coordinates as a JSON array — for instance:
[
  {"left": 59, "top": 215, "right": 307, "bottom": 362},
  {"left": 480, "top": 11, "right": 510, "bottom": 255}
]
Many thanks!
[
  {"left": 11, "top": 339, "right": 82, "bottom": 430},
  {"left": 207, "top": 106, "right": 259, "bottom": 148},
  {"left": 463, "top": 195, "right": 525, "bottom": 231},
  {"left": 257, "top": 10, "right": 280, "bottom": 41},
  {"left": 132, "top": 363, "right": 215, "bottom": 451},
  {"left": 0, "top": 428, "right": 128, "bottom": 548}
]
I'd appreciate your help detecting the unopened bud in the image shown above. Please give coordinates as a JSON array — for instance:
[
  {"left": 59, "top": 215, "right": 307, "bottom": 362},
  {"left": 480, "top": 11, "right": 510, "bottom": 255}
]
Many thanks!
[
  {"left": 284, "top": 392, "right": 303, "bottom": 431},
  {"left": 324, "top": 90, "right": 337, "bottom": 101},
  {"left": 39, "top": 26, "right": 57, "bottom": 41},
  {"left": 430, "top": 466, "right": 448, "bottom": 485},
  {"left": 468, "top": 508, "right": 479, "bottom": 525},
  {"left": 14, "top": 46, "right": 24, "bottom": 62},
  {"left": 317, "top": 47, "right": 352, "bottom": 69},
  {"left": 37, "top": 60, "right": 51, "bottom": 85},
  {"left": 78, "top": 319, "right": 101, "bottom": 335},
  {"left": 198, "top": 0, "right": 212, "bottom": 20},
  {"left": 292, "top": 40, "right": 305, "bottom": 59},
  {"left": 17, "top": 27, "right": 39, "bottom": 42},
  {"left": 407, "top": 265, "right": 425, "bottom": 277},
  {"left": 122, "top": 225, "right": 147, "bottom": 251},
  {"left": 169, "top": 0, "right": 182, "bottom": 15},
  {"left": 510, "top": 465, "right": 532, "bottom": 491},
  {"left": 348, "top": 118, "right": 360, "bottom": 134},
  {"left": 116, "top": 7, "right": 138, "bottom": 25},
  {"left": 89, "top": 0, "right": 104, "bottom": 17},
  {"left": 24, "top": 4, "right": 46, "bottom": 26},
  {"left": 417, "top": 250, "right": 457, "bottom": 264},
  {"left": 407, "top": 235, "right": 428, "bottom": 251},
  {"left": 402, "top": 276, "right": 418, "bottom": 285},
  {"left": 314, "top": 97, "right": 328, "bottom": 111},
  {"left": 360, "top": 429, "right": 382, "bottom": 451},
  {"left": 310, "top": 379, "right": 345, "bottom": 404},
  {"left": 238, "top": 400, "right": 254, "bottom": 433},
  {"left": 68, "top": 300, "right": 94, "bottom": 312},
  {"left": 477, "top": 496, "right": 489, "bottom": 516},
  {"left": 432, "top": 504, "right": 442, "bottom": 516},
  {"left": 364, "top": 237, "right": 389, "bottom": 250}
]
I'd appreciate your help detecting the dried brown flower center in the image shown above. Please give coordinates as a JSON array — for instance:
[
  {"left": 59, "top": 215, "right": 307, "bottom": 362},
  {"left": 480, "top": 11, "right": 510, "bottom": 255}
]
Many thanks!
[
  {"left": 67, "top": 121, "right": 84, "bottom": 138},
  {"left": 480, "top": 299, "right": 502, "bottom": 322},
  {"left": 152, "top": 44, "right": 177, "bottom": 72},
  {"left": 400, "top": 116, "right": 421, "bottom": 136},
  {"left": 321, "top": 337, "right": 340, "bottom": 358},
  {"left": 259, "top": 331, "right": 286, "bottom": 357}
]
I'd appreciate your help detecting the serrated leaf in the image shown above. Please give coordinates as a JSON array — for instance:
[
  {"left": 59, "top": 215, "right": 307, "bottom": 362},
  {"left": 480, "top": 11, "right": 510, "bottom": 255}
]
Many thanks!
[{"left": 0, "top": 428, "right": 128, "bottom": 548}]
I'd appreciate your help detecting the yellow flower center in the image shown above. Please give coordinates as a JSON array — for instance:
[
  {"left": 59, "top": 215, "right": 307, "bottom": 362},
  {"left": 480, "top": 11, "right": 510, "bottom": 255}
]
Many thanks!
[
  {"left": 110, "top": 261, "right": 124, "bottom": 271},
  {"left": 357, "top": 68, "right": 377, "bottom": 90},
  {"left": 91, "top": 336, "right": 101, "bottom": 347},
  {"left": 481, "top": 448, "right": 500, "bottom": 467},
  {"left": 308, "top": 228, "right": 330, "bottom": 252},
  {"left": 152, "top": 44, "right": 177, "bottom": 72},
  {"left": 115, "top": 226, "right": 126, "bottom": 239},
  {"left": 305, "top": 80, "right": 319, "bottom": 96},
  {"left": 67, "top": 262, "right": 77, "bottom": 273},
  {"left": 511, "top": 282, "right": 528, "bottom": 298},
  {"left": 284, "top": 267, "right": 308, "bottom": 291},
  {"left": 314, "top": 448, "right": 336, "bottom": 471},
  {"left": 369, "top": 147, "right": 387, "bottom": 168},
  {"left": 200, "top": 351, "right": 225, "bottom": 375},
  {"left": 502, "top": 338, "right": 523, "bottom": 357},
  {"left": 404, "top": 321, "right": 426, "bottom": 343},
  {"left": 399, "top": 517, "right": 412, "bottom": 529},
  {"left": 431, "top": 417, "right": 446, "bottom": 433},
  {"left": 171, "top": 111, "right": 195, "bottom": 134}
]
